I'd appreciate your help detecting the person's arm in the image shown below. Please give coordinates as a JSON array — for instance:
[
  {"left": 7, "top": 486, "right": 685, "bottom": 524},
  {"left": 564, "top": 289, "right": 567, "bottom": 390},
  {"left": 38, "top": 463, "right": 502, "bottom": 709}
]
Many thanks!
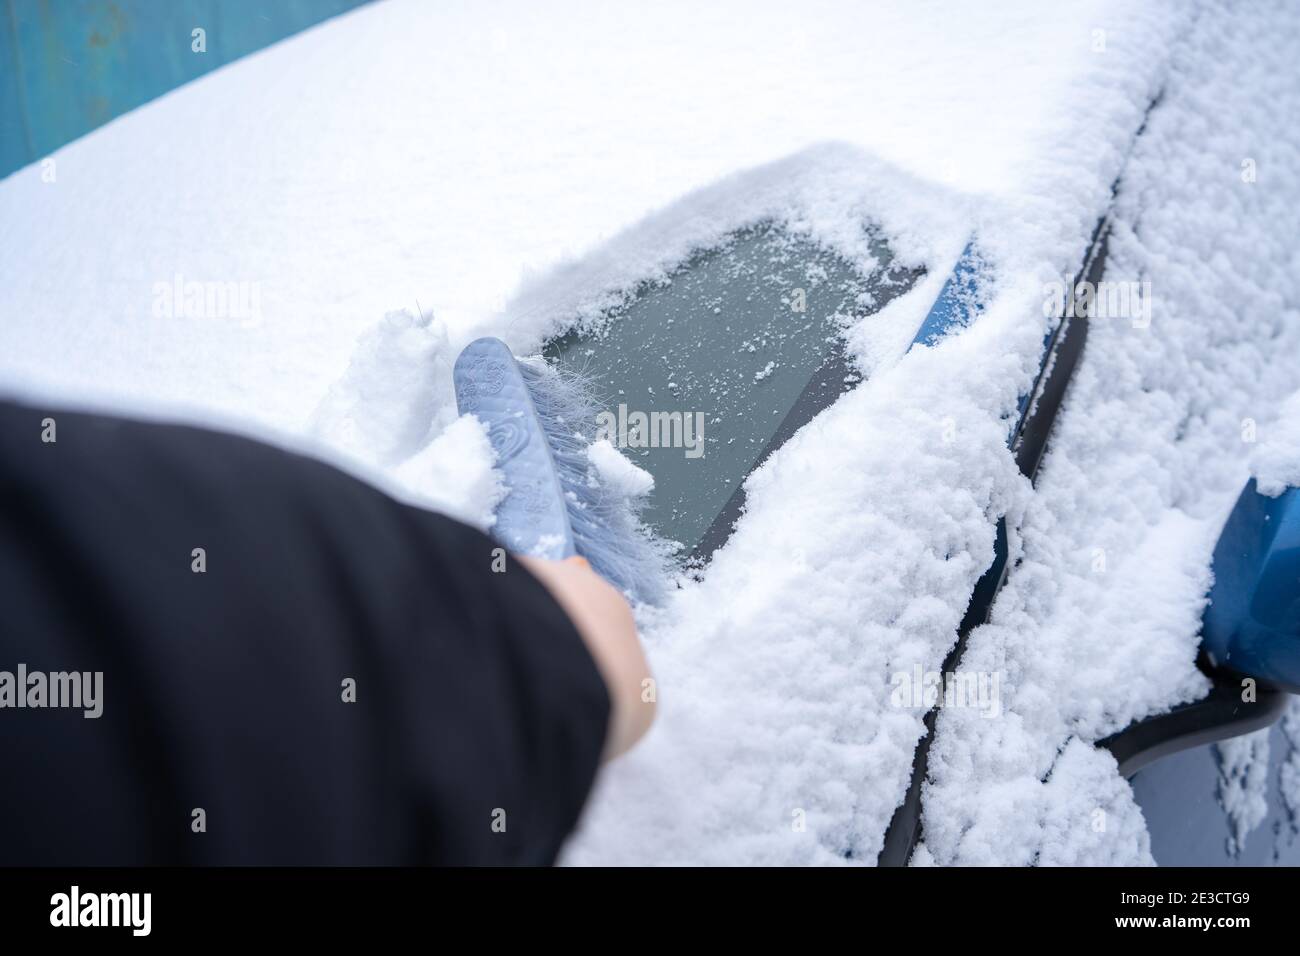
[
  {"left": 517, "top": 555, "right": 655, "bottom": 761},
  {"left": 0, "top": 399, "right": 623, "bottom": 865}
]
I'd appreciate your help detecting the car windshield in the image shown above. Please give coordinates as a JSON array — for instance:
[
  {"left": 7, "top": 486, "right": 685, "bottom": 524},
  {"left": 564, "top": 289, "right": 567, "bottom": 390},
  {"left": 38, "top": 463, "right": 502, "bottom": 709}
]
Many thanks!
[{"left": 545, "top": 223, "right": 922, "bottom": 558}]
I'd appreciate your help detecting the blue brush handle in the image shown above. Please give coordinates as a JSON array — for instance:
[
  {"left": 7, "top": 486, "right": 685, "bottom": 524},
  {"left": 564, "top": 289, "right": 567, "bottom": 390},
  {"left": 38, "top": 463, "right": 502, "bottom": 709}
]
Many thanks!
[{"left": 453, "top": 337, "right": 577, "bottom": 560}]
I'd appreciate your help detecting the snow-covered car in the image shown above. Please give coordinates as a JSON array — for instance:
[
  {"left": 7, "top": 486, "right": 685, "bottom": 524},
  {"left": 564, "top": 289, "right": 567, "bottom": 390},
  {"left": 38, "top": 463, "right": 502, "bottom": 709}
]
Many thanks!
[
  {"left": 2, "top": 0, "right": 1298, "bottom": 870},
  {"left": 525, "top": 191, "right": 1300, "bottom": 866}
]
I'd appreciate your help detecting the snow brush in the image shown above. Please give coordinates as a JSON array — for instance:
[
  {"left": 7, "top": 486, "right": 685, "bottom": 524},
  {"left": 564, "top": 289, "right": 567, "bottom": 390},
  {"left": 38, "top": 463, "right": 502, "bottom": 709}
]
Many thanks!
[{"left": 453, "top": 337, "right": 665, "bottom": 603}]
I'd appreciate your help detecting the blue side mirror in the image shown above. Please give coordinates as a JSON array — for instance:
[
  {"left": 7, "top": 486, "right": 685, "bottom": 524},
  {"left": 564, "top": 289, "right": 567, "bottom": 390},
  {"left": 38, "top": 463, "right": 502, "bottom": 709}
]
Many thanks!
[
  {"left": 1201, "top": 480, "right": 1300, "bottom": 692},
  {"left": 909, "top": 239, "right": 982, "bottom": 348}
]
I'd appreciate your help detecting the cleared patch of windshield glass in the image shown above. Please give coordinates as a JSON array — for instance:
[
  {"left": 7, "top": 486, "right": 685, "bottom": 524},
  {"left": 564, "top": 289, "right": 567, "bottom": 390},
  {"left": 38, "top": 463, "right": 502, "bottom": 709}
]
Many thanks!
[{"left": 545, "top": 223, "right": 922, "bottom": 558}]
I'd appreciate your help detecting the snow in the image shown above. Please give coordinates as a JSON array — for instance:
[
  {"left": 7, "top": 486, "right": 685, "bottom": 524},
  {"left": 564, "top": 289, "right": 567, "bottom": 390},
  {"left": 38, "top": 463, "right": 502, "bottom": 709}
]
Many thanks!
[
  {"left": 309, "top": 306, "right": 504, "bottom": 526},
  {"left": 310, "top": 307, "right": 455, "bottom": 467},
  {"left": 1215, "top": 729, "right": 1271, "bottom": 857},
  {"left": 919, "top": 0, "right": 1300, "bottom": 865},
  {"left": 1253, "top": 389, "right": 1300, "bottom": 498},
  {"left": 587, "top": 440, "right": 655, "bottom": 499},
  {"left": 390, "top": 415, "right": 504, "bottom": 529},
  {"left": 1280, "top": 699, "right": 1300, "bottom": 831},
  {"left": 1, "top": 0, "right": 1297, "bottom": 865}
]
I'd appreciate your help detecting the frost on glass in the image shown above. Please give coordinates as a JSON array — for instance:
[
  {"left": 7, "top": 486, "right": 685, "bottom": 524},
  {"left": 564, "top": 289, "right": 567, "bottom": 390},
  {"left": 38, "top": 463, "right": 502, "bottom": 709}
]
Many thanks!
[{"left": 545, "top": 223, "right": 922, "bottom": 558}]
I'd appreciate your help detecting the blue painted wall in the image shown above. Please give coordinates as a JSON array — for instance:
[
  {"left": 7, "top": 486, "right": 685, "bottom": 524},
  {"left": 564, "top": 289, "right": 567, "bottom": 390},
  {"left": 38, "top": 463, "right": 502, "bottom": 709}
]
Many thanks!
[{"left": 1, "top": 0, "right": 371, "bottom": 180}]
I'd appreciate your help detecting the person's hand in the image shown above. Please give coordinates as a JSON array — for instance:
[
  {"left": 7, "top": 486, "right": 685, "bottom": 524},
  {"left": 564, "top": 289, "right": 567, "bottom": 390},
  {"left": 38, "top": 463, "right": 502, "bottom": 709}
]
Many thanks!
[{"left": 518, "top": 554, "right": 655, "bottom": 760}]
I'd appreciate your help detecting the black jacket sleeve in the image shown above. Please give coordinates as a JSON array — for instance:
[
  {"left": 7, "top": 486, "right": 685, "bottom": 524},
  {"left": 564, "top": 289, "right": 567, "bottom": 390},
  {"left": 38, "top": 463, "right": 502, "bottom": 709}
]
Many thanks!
[{"left": 0, "top": 399, "right": 609, "bottom": 865}]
